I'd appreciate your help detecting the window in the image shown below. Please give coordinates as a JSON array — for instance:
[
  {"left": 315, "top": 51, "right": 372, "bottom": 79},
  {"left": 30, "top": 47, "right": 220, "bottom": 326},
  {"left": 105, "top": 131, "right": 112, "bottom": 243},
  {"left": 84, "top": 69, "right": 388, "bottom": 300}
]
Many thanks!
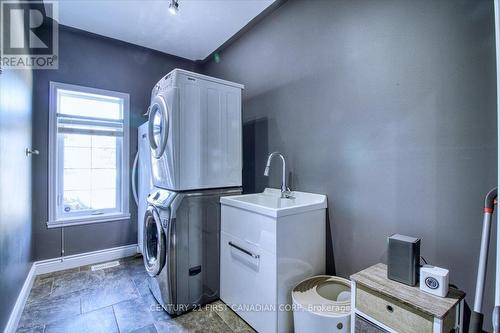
[{"left": 48, "top": 82, "right": 130, "bottom": 227}]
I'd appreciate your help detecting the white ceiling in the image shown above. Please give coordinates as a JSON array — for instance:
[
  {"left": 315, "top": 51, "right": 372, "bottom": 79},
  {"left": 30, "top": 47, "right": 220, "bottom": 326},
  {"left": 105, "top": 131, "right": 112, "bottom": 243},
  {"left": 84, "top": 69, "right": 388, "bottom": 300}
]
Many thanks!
[{"left": 49, "top": 0, "right": 276, "bottom": 61}]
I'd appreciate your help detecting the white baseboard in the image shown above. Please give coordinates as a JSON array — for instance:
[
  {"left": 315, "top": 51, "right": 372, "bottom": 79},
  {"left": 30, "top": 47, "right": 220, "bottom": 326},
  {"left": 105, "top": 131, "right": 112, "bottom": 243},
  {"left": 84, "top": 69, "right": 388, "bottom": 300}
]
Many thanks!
[
  {"left": 34, "top": 244, "right": 139, "bottom": 275},
  {"left": 3, "top": 244, "right": 139, "bottom": 333},
  {"left": 3, "top": 263, "right": 36, "bottom": 333}
]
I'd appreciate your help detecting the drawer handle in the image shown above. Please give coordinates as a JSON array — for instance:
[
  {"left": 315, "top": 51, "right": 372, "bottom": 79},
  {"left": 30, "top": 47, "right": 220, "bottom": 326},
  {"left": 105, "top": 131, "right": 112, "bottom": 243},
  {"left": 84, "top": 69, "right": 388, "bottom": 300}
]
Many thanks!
[
  {"left": 386, "top": 305, "right": 394, "bottom": 313},
  {"left": 228, "top": 242, "right": 260, "bottom": 259}
]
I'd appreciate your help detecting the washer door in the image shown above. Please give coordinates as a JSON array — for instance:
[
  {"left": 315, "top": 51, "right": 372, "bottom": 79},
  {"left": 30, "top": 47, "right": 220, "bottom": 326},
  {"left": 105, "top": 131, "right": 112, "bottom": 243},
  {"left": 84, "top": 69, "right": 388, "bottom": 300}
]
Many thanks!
[
  {"left": 148, "top": 94, "right": 169, "bottom": 159},
  {"left": 143, "top": 206, "right": 165, "bottom": 277}
]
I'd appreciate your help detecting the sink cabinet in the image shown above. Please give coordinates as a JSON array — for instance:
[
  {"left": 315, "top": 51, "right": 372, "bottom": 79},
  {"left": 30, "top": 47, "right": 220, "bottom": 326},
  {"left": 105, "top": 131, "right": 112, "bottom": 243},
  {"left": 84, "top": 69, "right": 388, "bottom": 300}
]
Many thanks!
[{"left": 220, "top": 189, "right": 327, "bottom": 333}]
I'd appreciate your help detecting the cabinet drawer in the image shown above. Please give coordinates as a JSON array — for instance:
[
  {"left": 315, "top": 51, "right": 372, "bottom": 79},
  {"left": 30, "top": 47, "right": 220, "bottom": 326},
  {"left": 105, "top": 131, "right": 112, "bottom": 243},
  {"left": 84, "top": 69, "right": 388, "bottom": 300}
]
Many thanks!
[
  {"left": 220, "top": 231, "right": 277, "bottom": 333},
  {"left": 356, "top": 285, "right": 433, "bottom": 333},
  {"left": 355, "top": 314, "right": 389, "bottom": 333},
  {"left": 221, "top": 205, "right": 276, "bottom": 253}
]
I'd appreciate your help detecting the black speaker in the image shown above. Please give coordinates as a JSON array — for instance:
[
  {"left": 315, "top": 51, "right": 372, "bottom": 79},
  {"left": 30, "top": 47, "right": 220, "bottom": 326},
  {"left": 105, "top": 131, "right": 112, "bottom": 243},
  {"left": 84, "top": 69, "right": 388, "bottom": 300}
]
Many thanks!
[{"left": 387, "top": 234, "right": 420, "bottom": 286}]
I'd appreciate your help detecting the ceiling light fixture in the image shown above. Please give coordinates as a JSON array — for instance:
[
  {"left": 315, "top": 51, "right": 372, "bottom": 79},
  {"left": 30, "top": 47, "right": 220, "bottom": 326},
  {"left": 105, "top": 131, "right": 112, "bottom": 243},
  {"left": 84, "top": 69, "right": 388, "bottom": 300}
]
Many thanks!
[{"left": 169, "top": 0, "right": 179, "bottom": 15}]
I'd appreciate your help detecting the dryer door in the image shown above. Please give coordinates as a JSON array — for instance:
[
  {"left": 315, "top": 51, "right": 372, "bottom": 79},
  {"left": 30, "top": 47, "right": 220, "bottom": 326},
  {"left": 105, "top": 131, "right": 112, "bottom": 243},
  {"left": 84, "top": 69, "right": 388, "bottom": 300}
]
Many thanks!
[
  {"left": 148, "top": 94, "right": 169, "bottom": 159},
  {"left": 143, "top": 206, "right": 165, "bottom": 276}
]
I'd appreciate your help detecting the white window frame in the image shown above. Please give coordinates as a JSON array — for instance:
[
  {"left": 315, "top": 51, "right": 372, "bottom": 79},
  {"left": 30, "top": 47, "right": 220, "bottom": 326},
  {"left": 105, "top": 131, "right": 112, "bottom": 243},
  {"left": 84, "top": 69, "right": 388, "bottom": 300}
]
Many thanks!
[{"left": 48, "top": 81, "right": 130, "bottom": 228}]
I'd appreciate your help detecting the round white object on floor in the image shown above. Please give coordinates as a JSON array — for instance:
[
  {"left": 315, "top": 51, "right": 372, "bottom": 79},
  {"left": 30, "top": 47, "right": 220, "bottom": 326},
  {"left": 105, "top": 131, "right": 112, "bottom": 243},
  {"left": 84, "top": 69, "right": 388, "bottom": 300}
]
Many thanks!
[{"left": 292, "top": 275, "right": 351, "bottom": 333}]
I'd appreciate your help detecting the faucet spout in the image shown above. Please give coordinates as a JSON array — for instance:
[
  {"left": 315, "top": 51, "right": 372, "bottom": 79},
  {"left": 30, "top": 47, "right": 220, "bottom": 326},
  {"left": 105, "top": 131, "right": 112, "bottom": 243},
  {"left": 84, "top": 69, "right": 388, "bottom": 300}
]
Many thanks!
[
  {"left": 264, "top": 165, "right": 270, "bottom": 177},
  {"left": 264, "top": 152, "right": 292, "bottom": 198}
]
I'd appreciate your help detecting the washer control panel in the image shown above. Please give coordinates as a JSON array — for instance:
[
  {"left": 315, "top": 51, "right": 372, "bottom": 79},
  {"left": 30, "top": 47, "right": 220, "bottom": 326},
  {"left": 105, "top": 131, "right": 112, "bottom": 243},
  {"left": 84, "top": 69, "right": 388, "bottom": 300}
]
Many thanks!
[{"left": 147, "top": 189, "right": 176, "bottom": 209}]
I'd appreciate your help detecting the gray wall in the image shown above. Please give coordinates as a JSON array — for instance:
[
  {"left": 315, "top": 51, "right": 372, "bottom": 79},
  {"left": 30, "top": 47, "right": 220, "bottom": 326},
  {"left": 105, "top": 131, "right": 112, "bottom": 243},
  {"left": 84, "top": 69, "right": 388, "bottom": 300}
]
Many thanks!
[
  {"left": 32, "top": 26, "right": 195, "bottom": 260},
  {"left": 202, "top": 0, "right": 497, "bottom": 330},
  {"left": 0, "top": 11, "right": 34, "bottom": 333}
]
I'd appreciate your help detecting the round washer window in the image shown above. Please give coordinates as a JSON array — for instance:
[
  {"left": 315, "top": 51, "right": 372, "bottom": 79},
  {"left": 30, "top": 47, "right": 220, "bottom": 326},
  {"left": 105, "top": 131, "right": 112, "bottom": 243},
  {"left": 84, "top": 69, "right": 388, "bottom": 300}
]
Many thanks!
[
  {"left": 145, "top": 214, "right": 158, "bottom": 264},
  {"left": 143, "top": 207, "right": 165, "bottom": 277}
]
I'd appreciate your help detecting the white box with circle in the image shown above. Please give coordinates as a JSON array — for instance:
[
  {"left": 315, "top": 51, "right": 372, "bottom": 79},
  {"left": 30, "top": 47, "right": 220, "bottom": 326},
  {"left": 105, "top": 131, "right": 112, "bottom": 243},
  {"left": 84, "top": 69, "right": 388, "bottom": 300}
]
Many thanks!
[{"left": 420, "top": 265, "right": 449, "bottom": 297}]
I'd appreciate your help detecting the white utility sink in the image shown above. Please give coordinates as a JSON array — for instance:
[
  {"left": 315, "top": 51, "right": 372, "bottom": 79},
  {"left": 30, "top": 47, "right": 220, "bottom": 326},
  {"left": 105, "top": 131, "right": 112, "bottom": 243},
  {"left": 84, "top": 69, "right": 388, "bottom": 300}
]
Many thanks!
[
  {"left": 219, "top": 187, "right": 328, "bottom": 333},
  {"left": 220, "top": 188, "right": 327, "bottom": 217}
]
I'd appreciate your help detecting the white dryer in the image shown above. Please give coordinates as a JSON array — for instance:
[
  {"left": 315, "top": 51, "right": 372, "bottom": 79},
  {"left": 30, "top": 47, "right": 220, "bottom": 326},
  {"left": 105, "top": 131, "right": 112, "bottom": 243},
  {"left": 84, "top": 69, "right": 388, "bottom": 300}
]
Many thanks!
[{"left": 147, "top": 69, "right": 244, "bottom": 191}]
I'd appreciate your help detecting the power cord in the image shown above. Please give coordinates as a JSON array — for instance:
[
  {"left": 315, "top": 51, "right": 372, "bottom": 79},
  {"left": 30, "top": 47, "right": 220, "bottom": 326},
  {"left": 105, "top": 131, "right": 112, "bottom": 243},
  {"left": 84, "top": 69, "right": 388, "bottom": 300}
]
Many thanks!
[{"left": 420, "top": 256, "right": 428, "bottom": 266}]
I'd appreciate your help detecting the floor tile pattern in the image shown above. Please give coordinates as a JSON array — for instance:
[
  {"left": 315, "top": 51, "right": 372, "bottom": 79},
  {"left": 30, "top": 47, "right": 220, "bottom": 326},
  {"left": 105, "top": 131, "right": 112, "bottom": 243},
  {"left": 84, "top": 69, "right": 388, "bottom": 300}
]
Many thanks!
[{"left": 16, "top": 255, "right": 255, "bottom": 333}]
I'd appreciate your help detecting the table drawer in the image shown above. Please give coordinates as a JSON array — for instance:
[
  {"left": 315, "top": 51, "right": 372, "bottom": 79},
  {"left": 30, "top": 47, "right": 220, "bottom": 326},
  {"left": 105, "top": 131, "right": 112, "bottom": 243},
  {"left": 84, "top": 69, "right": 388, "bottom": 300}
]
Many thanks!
[
  {"left": 355, "top": 314, "right": 389, "bottom": 333},
  {"left": 356, "top": 285, "right": 433, "bottom": 333}
]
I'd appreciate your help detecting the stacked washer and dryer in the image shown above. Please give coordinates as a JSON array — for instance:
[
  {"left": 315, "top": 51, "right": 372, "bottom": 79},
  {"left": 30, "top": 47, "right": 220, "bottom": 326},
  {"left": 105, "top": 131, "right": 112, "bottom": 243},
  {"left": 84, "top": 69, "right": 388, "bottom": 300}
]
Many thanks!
[{"left": 139, "top": 69, "right": 243, "bottom": 315}]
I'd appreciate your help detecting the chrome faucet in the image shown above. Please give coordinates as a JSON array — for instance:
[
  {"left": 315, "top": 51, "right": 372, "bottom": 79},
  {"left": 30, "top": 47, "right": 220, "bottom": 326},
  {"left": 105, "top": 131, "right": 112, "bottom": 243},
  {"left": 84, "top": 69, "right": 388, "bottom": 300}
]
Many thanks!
[{"left": 264, "top": 152, "right": 292, "bottom": 198}]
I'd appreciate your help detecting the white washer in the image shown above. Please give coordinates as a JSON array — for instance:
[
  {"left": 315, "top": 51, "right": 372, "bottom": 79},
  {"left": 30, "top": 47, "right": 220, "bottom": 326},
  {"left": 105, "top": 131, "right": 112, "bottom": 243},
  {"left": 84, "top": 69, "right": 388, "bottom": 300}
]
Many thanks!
[
  {"left": 131, "top": 122, "right": 153, "bottom": 254},
  {"left": 148, "top": 69, "right": 244, "bottom": 191},
  {"left": 143, "top": 187, "right": 241, "bottom": 315}
]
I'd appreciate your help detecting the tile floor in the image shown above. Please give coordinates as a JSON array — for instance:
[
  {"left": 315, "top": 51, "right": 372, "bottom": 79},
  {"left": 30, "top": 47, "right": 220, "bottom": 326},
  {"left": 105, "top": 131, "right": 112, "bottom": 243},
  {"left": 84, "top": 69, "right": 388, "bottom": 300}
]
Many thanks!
[{"left": 16, "top": 255, "right": 255, "bottom": 333}]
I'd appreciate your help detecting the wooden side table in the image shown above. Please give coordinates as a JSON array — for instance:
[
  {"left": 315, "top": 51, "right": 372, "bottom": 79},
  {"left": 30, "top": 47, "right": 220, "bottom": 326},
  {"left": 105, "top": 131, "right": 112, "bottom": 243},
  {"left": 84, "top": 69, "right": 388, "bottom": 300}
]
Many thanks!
[{"left": 350, "top": 263, "right": 465, "bottom": 333}]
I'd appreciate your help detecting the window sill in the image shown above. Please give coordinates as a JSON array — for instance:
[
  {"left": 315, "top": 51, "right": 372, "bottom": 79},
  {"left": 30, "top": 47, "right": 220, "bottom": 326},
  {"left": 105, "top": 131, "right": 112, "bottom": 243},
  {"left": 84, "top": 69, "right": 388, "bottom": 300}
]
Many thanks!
[{"left": 46, "top": 213, "right": 131, "bottom": 228}]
